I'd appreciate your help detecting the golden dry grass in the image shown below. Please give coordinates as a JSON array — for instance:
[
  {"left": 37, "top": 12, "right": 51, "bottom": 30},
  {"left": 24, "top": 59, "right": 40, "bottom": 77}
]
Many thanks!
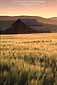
[
  {"left": 0, "top": 33, "right": 57, "bottom": 57},
  {"left": 0, "top": 33, "right": 57, "bottom": 71},
  {"left": 0, "top": 33, "right": 57, "bottom": 85}
]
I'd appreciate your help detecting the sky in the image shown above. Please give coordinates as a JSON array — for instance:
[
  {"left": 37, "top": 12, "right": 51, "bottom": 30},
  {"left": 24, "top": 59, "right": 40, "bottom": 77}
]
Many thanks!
[{"left": 0, "top": 0, "right": 57, "bottom": 18}]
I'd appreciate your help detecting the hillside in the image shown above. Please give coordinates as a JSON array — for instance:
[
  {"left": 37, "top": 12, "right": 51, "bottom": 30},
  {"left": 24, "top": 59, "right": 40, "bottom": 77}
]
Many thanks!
[
  {"left": 1, "top": 19, "right": 47, "bottom": 34},
  {"left": 0, "top": 19, "right": 52, "bottom": 34},
  {"left": 0, "top": 16, "right": 57, "bottom": 34},
  {"left": 0, "top": 16, "right": 57, "bottom": 24},
  {"left": 1, "top": 19, "right": 34, "bottom": 34}
]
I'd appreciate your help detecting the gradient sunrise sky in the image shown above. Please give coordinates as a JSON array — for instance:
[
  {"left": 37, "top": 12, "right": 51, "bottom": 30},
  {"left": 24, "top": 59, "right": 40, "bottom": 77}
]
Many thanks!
[{"left": 0, "top": 0, "right": 57, "bottom": 18}]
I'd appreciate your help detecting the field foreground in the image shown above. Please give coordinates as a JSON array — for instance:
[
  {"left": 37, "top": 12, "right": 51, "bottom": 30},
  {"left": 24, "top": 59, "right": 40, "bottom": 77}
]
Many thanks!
[{"left": 0, "top": 33, "right": 57, "bottom": 85}]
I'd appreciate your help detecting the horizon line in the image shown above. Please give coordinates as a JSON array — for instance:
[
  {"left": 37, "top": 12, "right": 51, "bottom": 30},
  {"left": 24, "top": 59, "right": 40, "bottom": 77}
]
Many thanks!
[{"left": 0, "top": 15, "right": 57, "bottom": 19}]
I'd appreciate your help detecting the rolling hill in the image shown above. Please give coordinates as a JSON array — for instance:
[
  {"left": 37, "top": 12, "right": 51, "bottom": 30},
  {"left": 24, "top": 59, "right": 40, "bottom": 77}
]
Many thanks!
[
  {"left": 0, "top": 19, "right": 39, "bottom": 34},
  {"left": 0, "top": 16, "right": 57, "bottom": 24},
  {"left": 0, "top": 16, "right": 57, "bottom": 34}
]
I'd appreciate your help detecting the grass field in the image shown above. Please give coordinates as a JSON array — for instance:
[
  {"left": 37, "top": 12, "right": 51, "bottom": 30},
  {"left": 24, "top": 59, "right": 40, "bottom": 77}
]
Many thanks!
[{"left": 0, "top": 33, "right": 57, "bottom": 85}]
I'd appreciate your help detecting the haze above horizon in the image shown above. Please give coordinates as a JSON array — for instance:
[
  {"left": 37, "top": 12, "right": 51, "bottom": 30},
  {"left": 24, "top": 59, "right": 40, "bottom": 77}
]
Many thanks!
[{"left": 0, "top": 0, "right": 57, "bottom": 18}]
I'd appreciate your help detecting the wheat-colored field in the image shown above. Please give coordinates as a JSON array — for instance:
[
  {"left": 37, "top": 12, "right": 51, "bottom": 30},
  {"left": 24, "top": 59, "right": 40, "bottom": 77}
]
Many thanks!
[
  {"left": 0, "top": 33, "right": 57, "bottom": 56},
  {"left": 0, "top": 33, "right": 57, "bottom": 85}
]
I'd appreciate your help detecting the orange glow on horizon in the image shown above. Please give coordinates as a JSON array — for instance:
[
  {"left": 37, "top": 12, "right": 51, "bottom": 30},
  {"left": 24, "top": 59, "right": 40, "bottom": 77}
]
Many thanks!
[{"left": 0, "top": 0, "right": 57, "bottom": 18}]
